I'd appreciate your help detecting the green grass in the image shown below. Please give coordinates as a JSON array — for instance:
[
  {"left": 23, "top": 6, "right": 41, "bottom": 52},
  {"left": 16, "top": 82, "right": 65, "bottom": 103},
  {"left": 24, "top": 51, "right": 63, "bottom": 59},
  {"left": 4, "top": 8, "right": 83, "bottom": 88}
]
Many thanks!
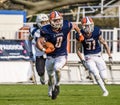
[{"left": 0, "top": 84, "right": 120, "bottom": 105}]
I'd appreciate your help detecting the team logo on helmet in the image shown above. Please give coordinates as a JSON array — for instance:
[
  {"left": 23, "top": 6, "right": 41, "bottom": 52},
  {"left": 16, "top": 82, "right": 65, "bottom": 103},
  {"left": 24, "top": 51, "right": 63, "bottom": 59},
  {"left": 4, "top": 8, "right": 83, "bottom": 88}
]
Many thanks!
[
  {"left": 81, "top": 17, "right": 94, "bottom": 25},
  {"left": 81, "top": 17, "right": 94, "bottom": 35},
  {"left": 49, "top": 11, "right": 63, "bottom": 29},
  {"left": 49, "top": 11, "right": 62, "bottom": 20}
]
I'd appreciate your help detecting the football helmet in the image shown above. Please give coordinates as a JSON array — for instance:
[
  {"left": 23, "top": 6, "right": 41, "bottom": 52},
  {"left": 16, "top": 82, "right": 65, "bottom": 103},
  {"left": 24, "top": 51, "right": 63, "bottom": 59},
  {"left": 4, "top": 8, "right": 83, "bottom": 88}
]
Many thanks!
[
  {"left": 49, "top": 11, "right": 63, "bottom": 29},
  {"left": 81, "top": 17, "right": 94, "bottom": 34},
  {"left": 36, "top": 14, "right": 49, "bottom": 28}
]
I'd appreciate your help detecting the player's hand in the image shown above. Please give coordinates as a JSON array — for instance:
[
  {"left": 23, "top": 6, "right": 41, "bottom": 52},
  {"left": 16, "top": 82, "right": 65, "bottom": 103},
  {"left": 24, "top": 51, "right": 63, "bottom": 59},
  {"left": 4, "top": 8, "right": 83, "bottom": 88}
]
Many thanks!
[
  {"left": 43, "top": 42, "right": 55, "bottom": 54},
  {"left": 75, "top": 32, "right": 84, "bottom": 42},
  {"left": 79, "top": 34, "right": 84, "bottom": 42},
  {"left": 81, "top": 60, "right": 88, "bottom": 70},
  {"left": 109, "top": 57, "right": 113, "bottom": 64}
]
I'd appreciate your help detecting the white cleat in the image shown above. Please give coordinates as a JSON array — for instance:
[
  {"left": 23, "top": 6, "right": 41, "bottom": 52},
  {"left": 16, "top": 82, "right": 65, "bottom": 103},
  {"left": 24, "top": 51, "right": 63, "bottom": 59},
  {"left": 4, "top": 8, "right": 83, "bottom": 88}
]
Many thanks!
[
  {"left": 103, "top": 91, "right": 109, "bottom": 96},
  {"left": 48, "top": 92, "right": 52, "bottom": 97}
]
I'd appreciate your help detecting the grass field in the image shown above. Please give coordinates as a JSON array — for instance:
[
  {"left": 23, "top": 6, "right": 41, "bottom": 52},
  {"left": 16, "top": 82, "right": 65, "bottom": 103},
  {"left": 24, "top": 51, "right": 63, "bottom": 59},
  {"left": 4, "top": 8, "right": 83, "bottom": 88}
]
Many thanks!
[{"left": 0, "top": 84, "right": 120, "bottom": 105}]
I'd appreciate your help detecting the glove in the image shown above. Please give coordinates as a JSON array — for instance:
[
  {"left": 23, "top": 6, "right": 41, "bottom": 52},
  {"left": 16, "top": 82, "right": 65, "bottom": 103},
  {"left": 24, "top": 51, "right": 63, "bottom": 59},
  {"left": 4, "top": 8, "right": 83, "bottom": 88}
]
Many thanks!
[
  {"left": 109, "top": 57, "right": 113, "bottom": 64},
  {"left": 76, "top": 32, "right": 84, "bottom": 42},
  {"left": 81, "top": 60, "right": 89, "bottom": 70},
  {"left": 43, "top": 42, "right": 55, "bottom": 54},
  {"left": 45, "top": 47, "right": 55, "bottom": 54},
  {"left": 79, "top": 34, "right": 84, "bottom": 42}
]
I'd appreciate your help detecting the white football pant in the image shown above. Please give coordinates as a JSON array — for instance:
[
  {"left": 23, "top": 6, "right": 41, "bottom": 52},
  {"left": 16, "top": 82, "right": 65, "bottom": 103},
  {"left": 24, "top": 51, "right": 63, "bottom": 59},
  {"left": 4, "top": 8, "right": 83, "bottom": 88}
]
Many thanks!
[
  {"left": 46, "top": 55, "right": 67, "bottom": 95},
  {"left": 85, "top": 53, "right": 108, "bottom": 80},
  {"left": 85, "top": 53, "right": 108, "bottom": 94}
]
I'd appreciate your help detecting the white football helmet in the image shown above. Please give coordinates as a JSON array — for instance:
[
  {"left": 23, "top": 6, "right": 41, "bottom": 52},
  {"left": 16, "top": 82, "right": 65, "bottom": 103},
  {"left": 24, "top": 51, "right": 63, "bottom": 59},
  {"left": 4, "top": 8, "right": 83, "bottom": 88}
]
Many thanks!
[
  {"left": 49, "top": 11, "right": 63, "bottom": 29},
  {"left": 81, "top": 17, "right": 94, "bottom": 34},
  {"left": 36, "top": 14, "right": 49, "bottom": 28}
]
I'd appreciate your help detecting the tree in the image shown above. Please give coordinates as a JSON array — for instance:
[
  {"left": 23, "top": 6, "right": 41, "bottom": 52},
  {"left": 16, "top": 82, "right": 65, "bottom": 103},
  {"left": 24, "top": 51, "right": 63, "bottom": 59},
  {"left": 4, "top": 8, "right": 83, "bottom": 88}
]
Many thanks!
[{"left": 2, "top": 0, "right": 99, "bottom": 16}]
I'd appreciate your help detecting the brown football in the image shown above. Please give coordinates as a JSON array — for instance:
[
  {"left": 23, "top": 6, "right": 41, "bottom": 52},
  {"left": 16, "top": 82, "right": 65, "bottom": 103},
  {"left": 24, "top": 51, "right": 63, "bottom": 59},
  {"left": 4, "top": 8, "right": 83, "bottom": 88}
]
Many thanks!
[{"left": 43, "top": 41, "right": 55, "bottom": 51}]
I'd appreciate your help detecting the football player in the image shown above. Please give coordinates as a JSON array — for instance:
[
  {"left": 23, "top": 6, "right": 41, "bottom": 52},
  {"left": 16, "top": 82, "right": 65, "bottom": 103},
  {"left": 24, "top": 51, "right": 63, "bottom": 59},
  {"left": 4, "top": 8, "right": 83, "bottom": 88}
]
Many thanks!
[
  {"left": 76, "top": 16, "right": 113, "bottom": 96},
  {"left": 29, "top": 13, "right": 49, "bottom": 85},
  {"left": 37, "top": 11, "right": 84, "bottom": 99}
]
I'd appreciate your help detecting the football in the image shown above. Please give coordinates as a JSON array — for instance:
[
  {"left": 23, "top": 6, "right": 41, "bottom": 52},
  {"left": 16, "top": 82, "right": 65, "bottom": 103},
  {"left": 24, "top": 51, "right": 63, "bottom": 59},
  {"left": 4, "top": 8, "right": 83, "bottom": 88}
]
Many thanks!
[
  {"left": 43, "top": 42, "right": 54, "bottom": 49},
  {"left": 43, "top": 41, "right": 55, "bottom": 53}
]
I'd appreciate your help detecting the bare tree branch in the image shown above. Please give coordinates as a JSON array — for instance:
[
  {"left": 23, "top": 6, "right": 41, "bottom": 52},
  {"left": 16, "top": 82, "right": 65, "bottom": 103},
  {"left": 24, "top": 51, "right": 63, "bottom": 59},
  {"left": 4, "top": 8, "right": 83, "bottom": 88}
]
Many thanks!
[
  {"left": 34, "top": 0, "right": 99, "bottom": 13},
  {"left": 10, "top": 0, "right": 99, "bottom": 16}
]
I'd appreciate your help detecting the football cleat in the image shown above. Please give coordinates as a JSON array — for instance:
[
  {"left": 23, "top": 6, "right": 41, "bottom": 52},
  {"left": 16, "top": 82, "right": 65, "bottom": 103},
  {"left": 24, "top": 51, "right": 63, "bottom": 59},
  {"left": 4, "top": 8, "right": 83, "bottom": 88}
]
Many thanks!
[
  {"left": 52, "top": 88, "right": 58, "bottom": 99},
  {"left": 48, "top": 92, "right": 52, "bottom": 97},
  {"left": 51, "top": 85, "right": 60, "bottom": 100},
  {"left": 103, "top": 91, "right": 109, "bottom": 96}
]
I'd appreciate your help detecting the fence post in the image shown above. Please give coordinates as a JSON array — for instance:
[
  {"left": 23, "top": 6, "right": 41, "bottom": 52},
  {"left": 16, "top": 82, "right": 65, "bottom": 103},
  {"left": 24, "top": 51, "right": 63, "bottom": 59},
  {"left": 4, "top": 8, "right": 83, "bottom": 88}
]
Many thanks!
[{"left": 113, "top": 28, "right": 117, "bottom": 54}]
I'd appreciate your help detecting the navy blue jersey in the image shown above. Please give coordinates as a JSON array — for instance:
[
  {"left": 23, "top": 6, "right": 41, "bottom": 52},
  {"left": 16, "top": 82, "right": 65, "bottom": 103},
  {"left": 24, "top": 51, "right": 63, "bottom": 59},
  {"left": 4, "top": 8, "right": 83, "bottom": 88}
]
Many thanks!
[
  {"left": 40, "top": 20, "right": 72, "bottom": 57},
  {"left": 77, "top": 26, "right": 102, "bottom": 55}
]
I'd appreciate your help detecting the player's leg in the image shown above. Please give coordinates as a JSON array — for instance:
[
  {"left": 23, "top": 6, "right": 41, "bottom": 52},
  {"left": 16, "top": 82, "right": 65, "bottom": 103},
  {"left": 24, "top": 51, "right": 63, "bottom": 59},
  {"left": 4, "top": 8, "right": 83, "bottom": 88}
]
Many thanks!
[
  {"left": 53, "top": 56, "right": 67, "bottom": 95},
  {"left": 48, "top": 71, "right": 55, "bottom": 97},
  {"left": 35, "top": 56, "right": 46, "bottom": 84},
  {"left": 93, "top": 73, "right": 109, "bottom": 96},
  {"left": 31, "top": 43, "right": 36, "bottom": 62},
  {"left": 86, "top": 58, "right": 109, "bottom": 96},
  {"left": 95, "top": 56, "right": 108, "bottom": 84},
  {"left": 45, "top": 57, "right": 55, "bottom": 97},
  {"left": 54, "top": 56, "right": 67, "bottom": 85}
]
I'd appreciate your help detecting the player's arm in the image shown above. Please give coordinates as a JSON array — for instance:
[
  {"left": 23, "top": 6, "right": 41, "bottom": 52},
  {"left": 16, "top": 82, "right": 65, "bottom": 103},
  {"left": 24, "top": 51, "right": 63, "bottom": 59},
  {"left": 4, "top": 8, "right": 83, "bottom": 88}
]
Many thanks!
[
  {"left": 76, "top": 41, "right": 83, "bottom": 60},
  {"left": 36, "top": 37, "right": 46, "bottom": 51},
  {"left": 99, "top": 35, "right": 112, "bottom": 58},
  {"left": 36, "top": 37, "right": 55, "bottom": 54},
  {"left": 99, "top": 35, "right": 113, "bottom": 63},
  {"left": 72, "top": 23, "right": 84, "bottom": 42},
  {"left": 76, "top": 41, "right": 88, "bottom": 69}
]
